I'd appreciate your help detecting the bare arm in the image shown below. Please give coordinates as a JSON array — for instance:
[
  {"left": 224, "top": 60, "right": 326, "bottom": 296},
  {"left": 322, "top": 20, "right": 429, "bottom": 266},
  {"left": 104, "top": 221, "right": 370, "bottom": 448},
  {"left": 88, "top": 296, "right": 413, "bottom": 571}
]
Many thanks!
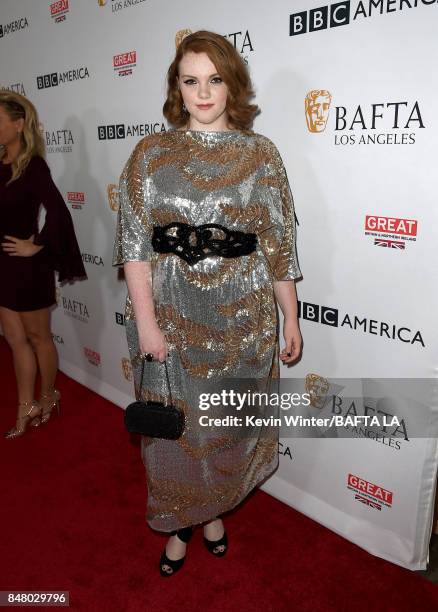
[
  {"left": 260, "top": 139, "right": 302, "bottom": 366},
  {"left": 273, "top": 278, "right": 302, "bottom": 366},
  {"left": 273, "top": 279, "right": 298, "bottom": 321},
  {"left": 124, "top": 261, "right": 167, "bottom": 362},
  {"left": 113, "top": 140, "right": 167, "bottom": 362}
]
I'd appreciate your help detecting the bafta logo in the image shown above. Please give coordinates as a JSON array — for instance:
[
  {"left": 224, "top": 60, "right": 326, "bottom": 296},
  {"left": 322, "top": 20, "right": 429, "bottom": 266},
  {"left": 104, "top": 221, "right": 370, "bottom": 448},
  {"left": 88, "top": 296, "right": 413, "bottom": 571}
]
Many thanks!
[
  {"left": 175, "top": 29, "right": 192, "bottom": 49},
  {"left": 121, "top": 358, "right": 133, "bottom": 382},
  {"left": 97, "top": 0, "right": 107, "bottom": 6},
  {"left": 107, "top": 183, "right": 119, "bottom": 212},
  {"left": 305, "top": 373, "right": 329, "bottom": 409},
  {"left": 305, "top": 90, "right": 332, "bottom": 133}
]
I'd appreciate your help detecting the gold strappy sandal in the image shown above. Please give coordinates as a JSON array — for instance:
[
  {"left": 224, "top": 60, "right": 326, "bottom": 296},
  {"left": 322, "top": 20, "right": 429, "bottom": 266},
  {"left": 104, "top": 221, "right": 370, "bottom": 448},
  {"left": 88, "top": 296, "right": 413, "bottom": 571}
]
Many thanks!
[
  {"left": 4, "top": 400, "right": 41, "bottom": 439},
  {"left": 40, "top": 389, "right": 61, "bottom": 425}
]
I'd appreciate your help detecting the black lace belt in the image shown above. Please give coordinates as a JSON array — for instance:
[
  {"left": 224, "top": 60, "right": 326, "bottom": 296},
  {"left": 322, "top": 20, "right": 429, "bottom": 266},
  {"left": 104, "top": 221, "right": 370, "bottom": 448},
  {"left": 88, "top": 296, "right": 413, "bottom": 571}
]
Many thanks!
[{"left": 151, "top": 222, "right": 257, "bottom": 266}]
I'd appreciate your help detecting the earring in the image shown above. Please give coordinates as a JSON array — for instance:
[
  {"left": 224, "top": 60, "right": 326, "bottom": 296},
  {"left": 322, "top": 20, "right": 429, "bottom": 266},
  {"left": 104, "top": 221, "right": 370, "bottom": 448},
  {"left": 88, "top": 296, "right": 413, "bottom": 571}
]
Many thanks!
[{"left": 182, "top": 103, "right": 187, "bottom": 113}]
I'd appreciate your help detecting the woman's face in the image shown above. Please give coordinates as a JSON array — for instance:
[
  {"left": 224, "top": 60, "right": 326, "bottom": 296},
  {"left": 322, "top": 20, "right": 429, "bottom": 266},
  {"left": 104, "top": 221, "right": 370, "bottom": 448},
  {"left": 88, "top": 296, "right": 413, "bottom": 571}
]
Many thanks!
[
  {"left": 0, "top": 105, "right": 23, "bottom": 148},
  {"left": 178, "top": 51, "right": 229, "bottom": 130}
]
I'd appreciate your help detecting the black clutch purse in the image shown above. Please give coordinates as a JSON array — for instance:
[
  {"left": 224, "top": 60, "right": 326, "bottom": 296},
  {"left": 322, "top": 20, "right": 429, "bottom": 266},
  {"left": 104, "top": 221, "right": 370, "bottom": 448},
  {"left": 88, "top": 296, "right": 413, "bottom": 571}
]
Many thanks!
[{"left": 124, "top": 356, "right": 185, "bottom": 440}]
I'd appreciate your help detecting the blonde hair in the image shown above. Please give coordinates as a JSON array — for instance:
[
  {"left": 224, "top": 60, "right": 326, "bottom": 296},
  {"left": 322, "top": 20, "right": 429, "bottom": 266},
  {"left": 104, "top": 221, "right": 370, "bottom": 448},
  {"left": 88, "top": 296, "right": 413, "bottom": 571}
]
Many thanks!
[{"left": 0, "top": 90, "right": 45, "bottom": 184}]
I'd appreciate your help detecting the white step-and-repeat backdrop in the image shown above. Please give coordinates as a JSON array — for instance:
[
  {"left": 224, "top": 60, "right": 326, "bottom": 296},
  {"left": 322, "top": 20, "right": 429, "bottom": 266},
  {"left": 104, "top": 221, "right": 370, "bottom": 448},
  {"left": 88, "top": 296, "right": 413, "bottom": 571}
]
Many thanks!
[{"left": 2, "top": 0, "right": 437, "bottom": 570}]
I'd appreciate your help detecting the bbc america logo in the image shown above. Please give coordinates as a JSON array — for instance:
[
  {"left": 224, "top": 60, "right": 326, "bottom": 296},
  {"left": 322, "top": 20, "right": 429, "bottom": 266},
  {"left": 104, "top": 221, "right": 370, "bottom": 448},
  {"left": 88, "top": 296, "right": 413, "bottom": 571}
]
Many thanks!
[
  {"left": 298, "top": 300, "right": 424, "bottom": 347},
  {"left": 290, "top": 2, "right": 350, "bottom": 35},
  {"left": 98, "top": 125, "right": 125, "bottom": 140},
  {"left": 37, "top": 73, "right": 59, "bottom": 89},
  {"left": 299, "top": 301, "right": 338, "bottom": 326},
  {"left": 98, "top": 122, "right": 166, "bottom": 140},
  {"left": 115, "top": 312, "right": 126, "bottom": 325},
  {"left": 0, "top": 17, "right": 29, "bottom": 38},
  {"left": 289, "top": 0, "right": 434, "bottom": 36},
  {"left": 36, "top": 67, "right": 89, "bottom": 89}
]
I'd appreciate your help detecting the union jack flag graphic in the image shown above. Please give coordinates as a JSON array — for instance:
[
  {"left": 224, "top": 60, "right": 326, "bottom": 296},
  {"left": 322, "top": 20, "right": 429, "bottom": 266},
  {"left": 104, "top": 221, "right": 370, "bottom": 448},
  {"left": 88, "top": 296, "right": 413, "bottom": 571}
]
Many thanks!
[
  {"left": 355, "top": 494, "right": 382, "bottom": 510},
  {"left": 374, "top": 239, "right": 405, "bottom": 249}
]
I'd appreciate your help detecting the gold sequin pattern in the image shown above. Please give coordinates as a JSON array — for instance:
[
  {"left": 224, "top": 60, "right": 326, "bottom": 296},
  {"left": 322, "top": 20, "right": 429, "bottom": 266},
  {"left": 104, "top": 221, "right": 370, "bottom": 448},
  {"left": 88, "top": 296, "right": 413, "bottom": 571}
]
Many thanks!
[{"left": 113, "top": 128, "right": 301, "bottom": 532}]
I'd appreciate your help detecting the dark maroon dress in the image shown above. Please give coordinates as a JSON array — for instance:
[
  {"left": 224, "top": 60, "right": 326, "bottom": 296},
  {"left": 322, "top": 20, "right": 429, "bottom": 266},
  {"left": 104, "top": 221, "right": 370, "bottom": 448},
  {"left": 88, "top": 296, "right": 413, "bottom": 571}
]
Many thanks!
[{"left": 0, "top": 155, "right": 86, "bottom": 312}]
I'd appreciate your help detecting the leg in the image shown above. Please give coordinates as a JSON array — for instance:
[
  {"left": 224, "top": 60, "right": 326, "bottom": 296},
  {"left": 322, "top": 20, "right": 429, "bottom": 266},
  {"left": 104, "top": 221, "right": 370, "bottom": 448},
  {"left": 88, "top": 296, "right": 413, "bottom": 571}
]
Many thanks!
[
  {"left": 203, "top": 516, "right": 228, "bottom": 555},
  {"left": 203, "top": 516, "right": 225, "bottom": 540},
  {"left": 163, "top": 527, "right": 192, "bottom": 562},
  {"left": 160, "top": 526, "right": 193, "bottom": 576},
  {"left": 0, "top": 306, "right": 41, "bottom": 435},
  {"left": 0, "top": 306, "right": 38, "bottom": 404},
  {"left": 20, "top": 307, "right": 58, "bottom": 396},
  {"left": 20, "top": 308, "right": 60, "bottom": 423}
]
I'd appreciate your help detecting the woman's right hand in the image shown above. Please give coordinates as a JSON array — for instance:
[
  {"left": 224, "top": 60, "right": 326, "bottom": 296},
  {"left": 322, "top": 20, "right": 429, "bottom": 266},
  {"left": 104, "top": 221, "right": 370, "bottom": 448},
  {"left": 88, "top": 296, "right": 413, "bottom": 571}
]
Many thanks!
[
  {"left": 138, "top": 324, "right": 168, "bottom": 363},
  {"left": 1, "top": 234, "right": 43, "bottom": 257}
]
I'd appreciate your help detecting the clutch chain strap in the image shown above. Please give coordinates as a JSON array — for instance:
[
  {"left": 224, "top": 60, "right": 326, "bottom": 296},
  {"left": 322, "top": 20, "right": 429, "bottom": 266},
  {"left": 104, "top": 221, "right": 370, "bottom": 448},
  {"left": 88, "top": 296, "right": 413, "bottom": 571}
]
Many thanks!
[{"left": 139, "top": 356, "right": 174, "bottom": 407}]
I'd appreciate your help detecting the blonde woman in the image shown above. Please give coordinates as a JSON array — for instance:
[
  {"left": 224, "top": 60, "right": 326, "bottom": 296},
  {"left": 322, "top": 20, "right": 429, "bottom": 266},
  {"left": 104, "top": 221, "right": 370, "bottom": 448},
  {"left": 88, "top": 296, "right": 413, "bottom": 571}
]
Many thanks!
[
  {"left": 0, "top": 90, "right": 86, "bottom": 438},
  {"left": 113, "top": 31, "right": 302, "bottom": 576}
]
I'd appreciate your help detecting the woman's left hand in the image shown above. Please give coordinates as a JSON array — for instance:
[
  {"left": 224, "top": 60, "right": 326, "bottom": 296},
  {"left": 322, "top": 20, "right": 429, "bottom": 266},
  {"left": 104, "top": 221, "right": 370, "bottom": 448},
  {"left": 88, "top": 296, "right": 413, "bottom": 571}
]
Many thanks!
[
  {"left": 1, "top": 234, "right": 44, "bottom": 257},
  {"left": 279, "top": 317, "right": 302, "bottom": 365}
]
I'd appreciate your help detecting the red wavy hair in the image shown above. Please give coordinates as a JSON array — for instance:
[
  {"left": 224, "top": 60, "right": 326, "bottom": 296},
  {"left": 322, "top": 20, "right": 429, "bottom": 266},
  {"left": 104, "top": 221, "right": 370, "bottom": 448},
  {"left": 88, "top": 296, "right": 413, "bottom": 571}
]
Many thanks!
[{"left": 163, "top": 30, "right": 259, "bottom": 132}]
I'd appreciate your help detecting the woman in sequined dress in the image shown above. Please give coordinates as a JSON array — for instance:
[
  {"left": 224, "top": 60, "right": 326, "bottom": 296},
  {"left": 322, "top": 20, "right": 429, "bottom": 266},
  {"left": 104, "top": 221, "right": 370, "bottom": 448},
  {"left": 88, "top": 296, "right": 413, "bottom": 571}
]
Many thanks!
[{"left": 113, "top": 30, "right": 302, "bottom": 576}]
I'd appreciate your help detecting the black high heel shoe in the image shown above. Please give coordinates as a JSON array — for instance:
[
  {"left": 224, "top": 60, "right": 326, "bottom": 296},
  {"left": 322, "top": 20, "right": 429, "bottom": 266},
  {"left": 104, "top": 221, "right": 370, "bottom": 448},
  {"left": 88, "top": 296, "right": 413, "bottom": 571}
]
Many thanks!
[
  {"left": 159, "top": 526, "right": 193, "bottom": 577},
  {"left": 203, "top": 522, "right": 228, "bottom": 557}
]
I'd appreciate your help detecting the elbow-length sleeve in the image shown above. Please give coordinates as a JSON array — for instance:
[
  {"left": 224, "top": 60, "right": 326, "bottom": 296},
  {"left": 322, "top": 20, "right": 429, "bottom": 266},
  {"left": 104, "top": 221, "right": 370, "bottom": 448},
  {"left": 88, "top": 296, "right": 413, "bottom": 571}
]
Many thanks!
[
  {"left": 112, "top": 140, "right": 154, "bottom": 266},
  {"left": 258, "top": 138, "right": 302, "bottom": 281},
  {"left": 30, "top": 157, "right": 86, "bottom": 283}
]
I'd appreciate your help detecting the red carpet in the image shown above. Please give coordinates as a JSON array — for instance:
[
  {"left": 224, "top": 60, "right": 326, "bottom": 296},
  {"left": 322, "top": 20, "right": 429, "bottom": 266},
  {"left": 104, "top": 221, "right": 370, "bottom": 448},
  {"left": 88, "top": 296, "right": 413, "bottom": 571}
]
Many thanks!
[{"left": 1, "top": 337, "right": 437, "bottom": 611}]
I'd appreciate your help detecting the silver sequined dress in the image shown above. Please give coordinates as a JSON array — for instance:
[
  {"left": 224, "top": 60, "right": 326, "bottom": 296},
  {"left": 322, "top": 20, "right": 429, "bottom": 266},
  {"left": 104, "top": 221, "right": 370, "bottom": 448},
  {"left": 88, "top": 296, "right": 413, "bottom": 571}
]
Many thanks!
[{"left": 113, "top": 128, "right": 301, "bottom": 532}]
